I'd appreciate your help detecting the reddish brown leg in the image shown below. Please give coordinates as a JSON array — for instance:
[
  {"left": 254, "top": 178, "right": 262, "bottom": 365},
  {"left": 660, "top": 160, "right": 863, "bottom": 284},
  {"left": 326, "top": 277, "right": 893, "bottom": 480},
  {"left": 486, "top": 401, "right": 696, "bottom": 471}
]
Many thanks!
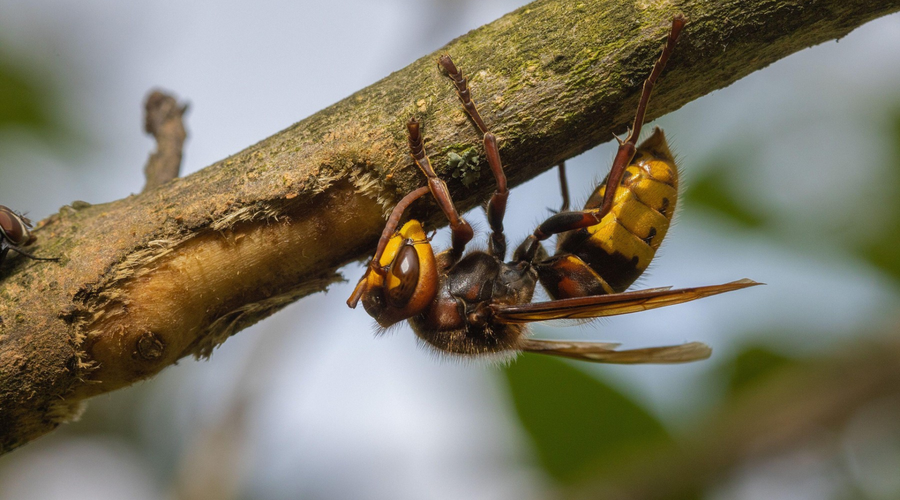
[
  {"left": 440, "top": 55, "right": 509, "bottom": 258},
  {"left": 347, "top": 186, "right": 431, "bottom": 308},
  {"left": 439, "top": 55, "right": 488, "bottom": 134},
  {"left": 515, "top": 16, "right": 685, "bottom": 263},
  {"left": 6, "top": 246, "right": 59, "bottom": 262},
  {"left": 594, "top": 15, "right": 685, "bottom": 223},
  {"left": 407, "top": 118, "right": 474, "bottom": 260},
  {"left": 558, "top": 162, "right": 570, "bottom": 213}
]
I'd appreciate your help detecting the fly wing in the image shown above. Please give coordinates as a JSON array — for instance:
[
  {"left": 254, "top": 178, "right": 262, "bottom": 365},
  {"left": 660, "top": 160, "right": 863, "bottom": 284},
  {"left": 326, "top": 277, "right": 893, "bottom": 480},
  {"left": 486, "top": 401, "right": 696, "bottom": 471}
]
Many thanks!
[
  {"left": 520, "top": 339, "right": 712, "bottom": 364},
  {"left": 494, "top": 279, "right": 760, "bottom": 324}
]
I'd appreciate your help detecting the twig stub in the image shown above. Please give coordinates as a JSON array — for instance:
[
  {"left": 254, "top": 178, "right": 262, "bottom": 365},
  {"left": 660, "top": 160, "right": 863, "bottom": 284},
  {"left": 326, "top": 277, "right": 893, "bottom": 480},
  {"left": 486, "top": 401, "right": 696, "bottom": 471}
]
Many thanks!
[{"left": 142, "top": 89, "right": 188, "bottom": 192}]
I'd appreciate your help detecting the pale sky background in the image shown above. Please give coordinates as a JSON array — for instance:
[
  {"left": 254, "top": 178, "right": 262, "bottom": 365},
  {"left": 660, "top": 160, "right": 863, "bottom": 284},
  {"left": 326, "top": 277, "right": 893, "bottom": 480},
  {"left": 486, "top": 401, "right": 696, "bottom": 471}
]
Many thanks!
[{"left": 1, "top": 2, "right": 899, "bottom": 499}]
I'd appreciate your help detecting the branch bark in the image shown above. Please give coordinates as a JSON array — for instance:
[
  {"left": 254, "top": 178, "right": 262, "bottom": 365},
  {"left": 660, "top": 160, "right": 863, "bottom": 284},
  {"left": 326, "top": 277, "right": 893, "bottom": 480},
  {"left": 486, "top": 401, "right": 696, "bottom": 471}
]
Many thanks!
[{"left": 0, "top": 0, "right": 897, "bottom": 453}]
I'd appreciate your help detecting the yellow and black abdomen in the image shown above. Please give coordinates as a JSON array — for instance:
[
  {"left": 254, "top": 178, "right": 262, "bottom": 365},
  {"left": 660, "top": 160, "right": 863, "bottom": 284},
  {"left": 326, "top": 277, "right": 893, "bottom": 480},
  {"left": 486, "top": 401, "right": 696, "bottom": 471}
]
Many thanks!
[{"left": 538, "top": 128, "right": 678, "bottom": 299}]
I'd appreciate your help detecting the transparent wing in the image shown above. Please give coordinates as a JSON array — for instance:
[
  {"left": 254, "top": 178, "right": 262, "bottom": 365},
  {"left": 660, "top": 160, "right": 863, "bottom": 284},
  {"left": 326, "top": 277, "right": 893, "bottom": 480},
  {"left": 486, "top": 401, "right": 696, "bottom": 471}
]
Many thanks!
[
  {"left": 520, "top": 339, "right": 712, "bottom": 364},
  {"left": 493, "top": 279, "right": 761, "bottom": 323}
]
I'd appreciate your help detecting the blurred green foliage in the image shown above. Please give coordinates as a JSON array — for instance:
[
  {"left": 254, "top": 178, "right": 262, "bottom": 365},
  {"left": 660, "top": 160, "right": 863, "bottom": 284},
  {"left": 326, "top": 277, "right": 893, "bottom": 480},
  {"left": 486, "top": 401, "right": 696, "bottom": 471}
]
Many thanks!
[
  {"left": 682, "top": 108, "right": 900, "bottom": 287},
  {"left": 857, "top": 109, "right": 900, "bottom": 284},
  {"left": 503, "top": 354, "right": 671, "bottom": 483},
  {"left": 504, "top": 345, "right": 803, "bottom": 492},
  {"left": 682, "top": 162, "right": 766, "bottom": 228},
  {"left": 719, "top": 345, "right": 793, "bottom": 396},
  {"left": 0, "top": 56, "right": 57, "bottom": 135}
]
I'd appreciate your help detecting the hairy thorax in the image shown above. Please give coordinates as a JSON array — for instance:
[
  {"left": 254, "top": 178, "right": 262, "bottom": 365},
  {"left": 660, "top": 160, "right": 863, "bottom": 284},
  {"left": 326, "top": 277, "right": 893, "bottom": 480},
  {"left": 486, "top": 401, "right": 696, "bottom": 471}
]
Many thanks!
[{"left": 409, "top": 251, "right": 538, "bottom": 355}]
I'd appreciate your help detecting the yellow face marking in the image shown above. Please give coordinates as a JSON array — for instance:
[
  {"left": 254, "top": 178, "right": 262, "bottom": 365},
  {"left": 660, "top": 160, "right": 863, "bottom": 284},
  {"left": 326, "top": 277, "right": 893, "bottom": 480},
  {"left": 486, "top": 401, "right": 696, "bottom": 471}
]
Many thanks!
[
  {"left": 378, "top": 220, "right": 430, "bottom": 292},
  {"left": 357, "top": 219, "right": 437, "bottom": 325}
]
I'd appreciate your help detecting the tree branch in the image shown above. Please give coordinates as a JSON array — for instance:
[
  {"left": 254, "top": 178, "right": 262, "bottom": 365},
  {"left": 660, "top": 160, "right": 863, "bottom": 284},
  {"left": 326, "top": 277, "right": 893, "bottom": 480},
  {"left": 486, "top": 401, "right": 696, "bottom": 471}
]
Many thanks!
[{"left": 1, "top": 0, "right": 896, "bottom": 453}]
